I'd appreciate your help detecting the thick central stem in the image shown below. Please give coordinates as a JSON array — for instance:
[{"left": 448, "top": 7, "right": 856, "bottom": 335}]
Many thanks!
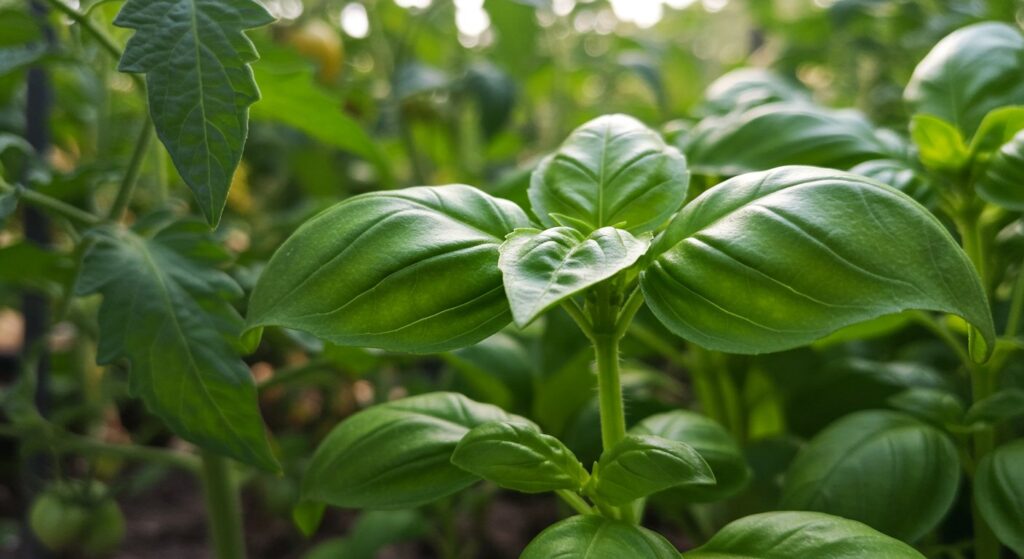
[
  {"left": 594, "top": 333, "right": 626, "bottom": 452},
  {"left": 200, "top": 450, "right": 246, "bottom": 559}
]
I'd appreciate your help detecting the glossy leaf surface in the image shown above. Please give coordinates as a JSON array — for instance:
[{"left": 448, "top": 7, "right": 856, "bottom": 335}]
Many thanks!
[
  {"left": 303, "top": 392, "right": 524, "bottom": 509},
  {"left": 905, "top": 22, "right": 1024, "bottom": 138},
  {"left": 114, "top": 0, "right": 274, "bottom": 226},
  {"left": 521, "top": 515, "right": 679, "bottom": 559},
  {"left": 978, "top": 130, "right": 1024, "bottom": 211},
  {"left": 910, "top": 114, "right": 968, "bottom": 172},
  {"left": 248, "top": 185, "right": 531, "bottom": 353},
  {"left": 965, "top": 388, "right": 1024, "bottom": 426},
  {"left": 974, "top": 440, "right": 1024, "bottom": 555},
  {"left": 528, "top": 114, "right": 689, "bottom": 234},
  {"left": 685, "top": 511, "right": 925, "bottom": 558},
  {"left": 76, "top": 220, "right": 277, "bottom": 471},
  {"left": 590, "top": 434, "right": 714, "bottom": 506},
  {"left": 641, "top": 166, "right": 994, "bottom": 356},
  {"left": 781, "top": 410, "right": 960, "bottom": 542},
  {"left": 701, "top": 68, "right": 809, "bottom": 116},
  {"left": 499, "top": 226, "right": 650, "bottom": 327},
  {"left": 686, "top": 104, "right": 895, "bottom": 176},
  {"left": 631, "top": 410, "right": 750, "bottom": 502},
  {"left": 451, "top": 421, "right": 587, "bottom": 493}
]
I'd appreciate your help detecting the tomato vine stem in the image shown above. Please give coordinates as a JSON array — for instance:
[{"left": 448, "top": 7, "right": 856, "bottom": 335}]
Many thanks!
[{"left": 200, "top": 450, "right": 247, "bottom": 559}]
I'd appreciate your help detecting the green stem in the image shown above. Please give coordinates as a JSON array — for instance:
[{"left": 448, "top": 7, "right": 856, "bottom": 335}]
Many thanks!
[
  {"left": 108, "top": 119, "right": 153, "bottom": 221},
  {"left": 0, "top": 179, "right": 102, "bottom": 226},
  {"left": 1004, "top": 257, "right": 1024, "bottom": 338},
  {"left": 561, "top": 300, "right": 594, "bottom": 339},
  {"left": 556, "top": 490, "right": 595, "bottom": 515},
  {"left": 200, "top": 451, "right": 246, "bottom": 559},
  {"left": 44, "top": 0, "right": 146, "bottom": 90}
]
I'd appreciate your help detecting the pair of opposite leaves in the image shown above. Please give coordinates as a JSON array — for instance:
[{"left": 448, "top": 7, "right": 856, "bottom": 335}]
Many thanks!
[{"left": 246, "top": 114, "right": 995, "bottom": 359}]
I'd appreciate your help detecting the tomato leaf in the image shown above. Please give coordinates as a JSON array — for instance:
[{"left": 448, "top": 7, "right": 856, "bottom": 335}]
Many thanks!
[
  {"left": 529, "top": 114, "right": 689, "bottom": 234},
  {"left": 247, "top": 185, "right": 531, "bottom": 353},
  {"left": 302, "top": 392, "right": 529, "bottom": 509},
  {"left": 114, "top": 0, "right": 275, "bottom": 227},
  {"left": 498, "top": 226, "right": 650, "bottom": 327},
  {"left": 522, "top": 515, "right": 679, "bottom": 559},
  {"left": 905, "top": 22, "right": 1024, "bottom": 138},
  {"left": 781, "top": 411, "right": 960, "bottom": 542},
  {"left": 451, "top": 421, "right": 588, "bottom": 493},
  {"left": 641, "top": 166, "right": 995, "bottom": 357},
  {"left": 685, "top": 511, "right": 925, "bottom": 558},
  {"left": 588, "top": 434, "right": 714, "bottom": 506},
  {"left": 75, "top": 219, "right": 278, "bottom": 471},
  {"left": 974, "top": 440, "right": 1024, "bottom": 556},
  {"left": 631, "top": 410, "right": 750, "bottom": 502}
]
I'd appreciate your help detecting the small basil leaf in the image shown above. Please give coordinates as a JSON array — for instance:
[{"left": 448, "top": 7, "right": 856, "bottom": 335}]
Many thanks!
[
  {"left": 974, "top": 439, "right": 1024, "bottom": 556},
  {"left": 977, "top": 130, "right": 1024, "bottom": 211},
  {"left": 450, "top": 421, "right": 588, "bottom": 493},
  {"left": 641, "top": 166, "right": 995, "bottom": 357},
  {"left": 701, "top": 68, "right": 810, "bottom": 117},
  {"left": 114, "top": 0, "right": 275, "bottom": 227},
  {"left": 292, "top": 501, "right": 326, "bottom": 537},
  {"left": 631, "top": 410, "right": 750, "bottom": 502},
  {"left": 964, "top": 388, "right": 1024, "bottom": 426},
  {"left": 905, "top": 22, "right": 1024, "bottom": 138},
  {"left": 589, "top": 434, "right": 714, "bottom": 506},
  {"left": 782, "top": 410, "right": 960, "bottom": 542},
  {"left": 685, "top": 511, "right": 925, "bottom": 558},
  {"left": 498, "top": 226, "right": 651, "bottom": 327},
  {"left": 968, "top": 106, "right": 1024, "bottom": 156},
  {"left": 910, "top": 114, "right": 969, "bottom": 172},
  {"left": 247, "top": 185, "right": 531, "bottom": 353},
  {"left": 887, "top": 388, "right": 964, "bottom": 427},
  {"left": 848, "top": 159, "right": 933, "bottom": 206},
  {"left": 686, "top": 103, "right": 895, "bottom": 176},
  {"left": 521, "top": 515, "right": 679, "bottom": 559},
  {"left": 302, "top": 392, "right": 529, "bottom": 509},
  {"left": 528, "top": 114, "right": 689, "bottom": 234}
]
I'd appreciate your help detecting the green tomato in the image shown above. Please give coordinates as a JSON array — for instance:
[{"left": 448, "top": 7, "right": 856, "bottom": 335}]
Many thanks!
[
  {"left": 80, "top": 499, "right": 126, "bottom": 558},
  {"left": 29, "top": 492, "right": 88, "bottom": 552}
]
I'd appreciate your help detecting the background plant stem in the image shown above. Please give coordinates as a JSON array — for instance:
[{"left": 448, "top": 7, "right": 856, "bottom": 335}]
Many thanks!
[{"left": 200, "top": 451, "right": 246, "bottom": 559}]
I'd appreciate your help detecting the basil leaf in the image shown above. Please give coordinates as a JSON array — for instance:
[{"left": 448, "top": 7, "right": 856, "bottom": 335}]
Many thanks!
[
  {"left": 0, "top": 188, "right": 16, "bottom": 226},
  {"left": 641, "top": 166, "right": 995, "bottom": 357},
  {"left": 498, "top": 226, "right": 651, "bottom": 327},
  {"left": 75, "top": 220, "right": 278, "bottom": 472},
  {"left": 522, "top": 515, "right": 679, "bottom": 559},
  {"left": 302, "top": 392, "right": 527, "bottom": 509},
  {"left": 968, "top": 106, "right": 1024, "bottom": 156},
  {"left": 964, "top": 388, "right": 1024, "bottom": 426},
  {"left": 589, "top": 434, "right": 714, "bottom": 506},
  {"left": 977, "top": 130, "right": 1024, "bottom": 211},
  {"left": 781, "top": 410, "right": 960, "bottom": 542},
  {"left": 905, "top": 22, "right": 1024, "bottom": 138},
  {"left": 686, "top": 103, "right": 895, "bottom": 176},
  {"left": 247, "top": 185, "right": 531, "bottom": 353},
  {"left": 974, "top": 440, "right": 1024, "bottom": 556},
  {"left": 631, "top": 410, "right": 750, "bottom": 502},
  {"left": 528, "top": 114, "right": 689, "bottom": 234},
  {"left": 701, "top": 68, "right": 810, "bottom": 117},
  {"left": 451, "top": 421, "right": 588, "bottom": 493},
  {"left": 887, "top": 388, "right": 964, "bottom": 427},
  {"left": 114, "top": 0, "right": 275, "bottom": 227},
  {"left": 848, "top": 159, "right": 933, "bottom": 206},
  {"left": 909, "top": 114, "right": 969, "bottom": 172},
  {"left": 685, "top": 511, "right": 925, "bottom": 558}
]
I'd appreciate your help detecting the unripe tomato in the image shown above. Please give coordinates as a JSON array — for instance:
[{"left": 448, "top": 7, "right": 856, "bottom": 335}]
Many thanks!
[
  {"left": 29, "top": 491, "right": 88, "bottom": 552},
  {"left": 28, "top": 481, "right": 126, "bottom": 558},
  {"left": 288, "top": 20, "right": 344, "bottom": 83},
  {"left": 80, "top": 499, "right": 126, "bottom": 558}
]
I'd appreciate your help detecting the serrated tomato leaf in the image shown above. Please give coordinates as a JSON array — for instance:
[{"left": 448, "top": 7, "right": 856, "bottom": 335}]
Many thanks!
[
  {"left": 75, "top": 220, "right": 278, "bottom": 471},
  {"left": 641, "top": 166, "right": 994, "bottom": 357},
  {"left": 114, "top": 0, "right": 275, "bottom": 227}
]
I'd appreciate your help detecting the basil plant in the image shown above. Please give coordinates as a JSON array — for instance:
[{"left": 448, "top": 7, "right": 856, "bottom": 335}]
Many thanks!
[{"left": 247, "top": 114, "right": 993, "bottom": 557}]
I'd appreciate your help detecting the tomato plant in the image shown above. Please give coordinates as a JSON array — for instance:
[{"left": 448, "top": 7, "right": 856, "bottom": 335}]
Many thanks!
[{"left": 0, "top": 0, "right": 1022, "bottom": 558}]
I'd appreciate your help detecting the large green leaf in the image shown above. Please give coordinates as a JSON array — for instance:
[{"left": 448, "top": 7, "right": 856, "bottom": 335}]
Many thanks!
[
  {"left": 781, "top": 410, "right": 960, "bottom": 542},
  {"left": 528, "top": 114, "right": 689, "bottom": 234},
  {"left": 451, "top": 421, "right": 588, "bottom": 493},
  {"left": 588, "top": 434, "right": 714, "bottom": 506},
  {"left": 247, "top": 185, "right": 531, "bottom": 353},
  {"left": 521, "top": 515, "right": 679, "bottom": 559},
  {"left": 974, "top": 439, "right": 1024, "bottom": 555},
  {"left": 905, "top": 22, "right": 1024, "bottom": 138},
  {"left": 640, "top": 166, "right": 995, "bottom": 356},
  {"left": 75, "top": 219, "right": 277, "bottom": 471},
  {"left": 977, "top": 130, "right": 1024, "bottom": 211},
  {"left": 686, "top": 103, "right": 895, "bottom": 176},
  {"left": 114, "top": 0, "right": 275, "bottom": 226},
  {"left": 498, "top": 226, "right": 650, "bottom": 327},
  {"left": 302, "top": 392, "right": 524, "bottom": 509},
  {"left": 631, "top": 410, "right": 750, "bottom": 502},
  {"left": 685, "top": 511, "right": 925, "bottom": 558},
  {"left": 701, "top": 68, "right": 810, "bottom": 117}
]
